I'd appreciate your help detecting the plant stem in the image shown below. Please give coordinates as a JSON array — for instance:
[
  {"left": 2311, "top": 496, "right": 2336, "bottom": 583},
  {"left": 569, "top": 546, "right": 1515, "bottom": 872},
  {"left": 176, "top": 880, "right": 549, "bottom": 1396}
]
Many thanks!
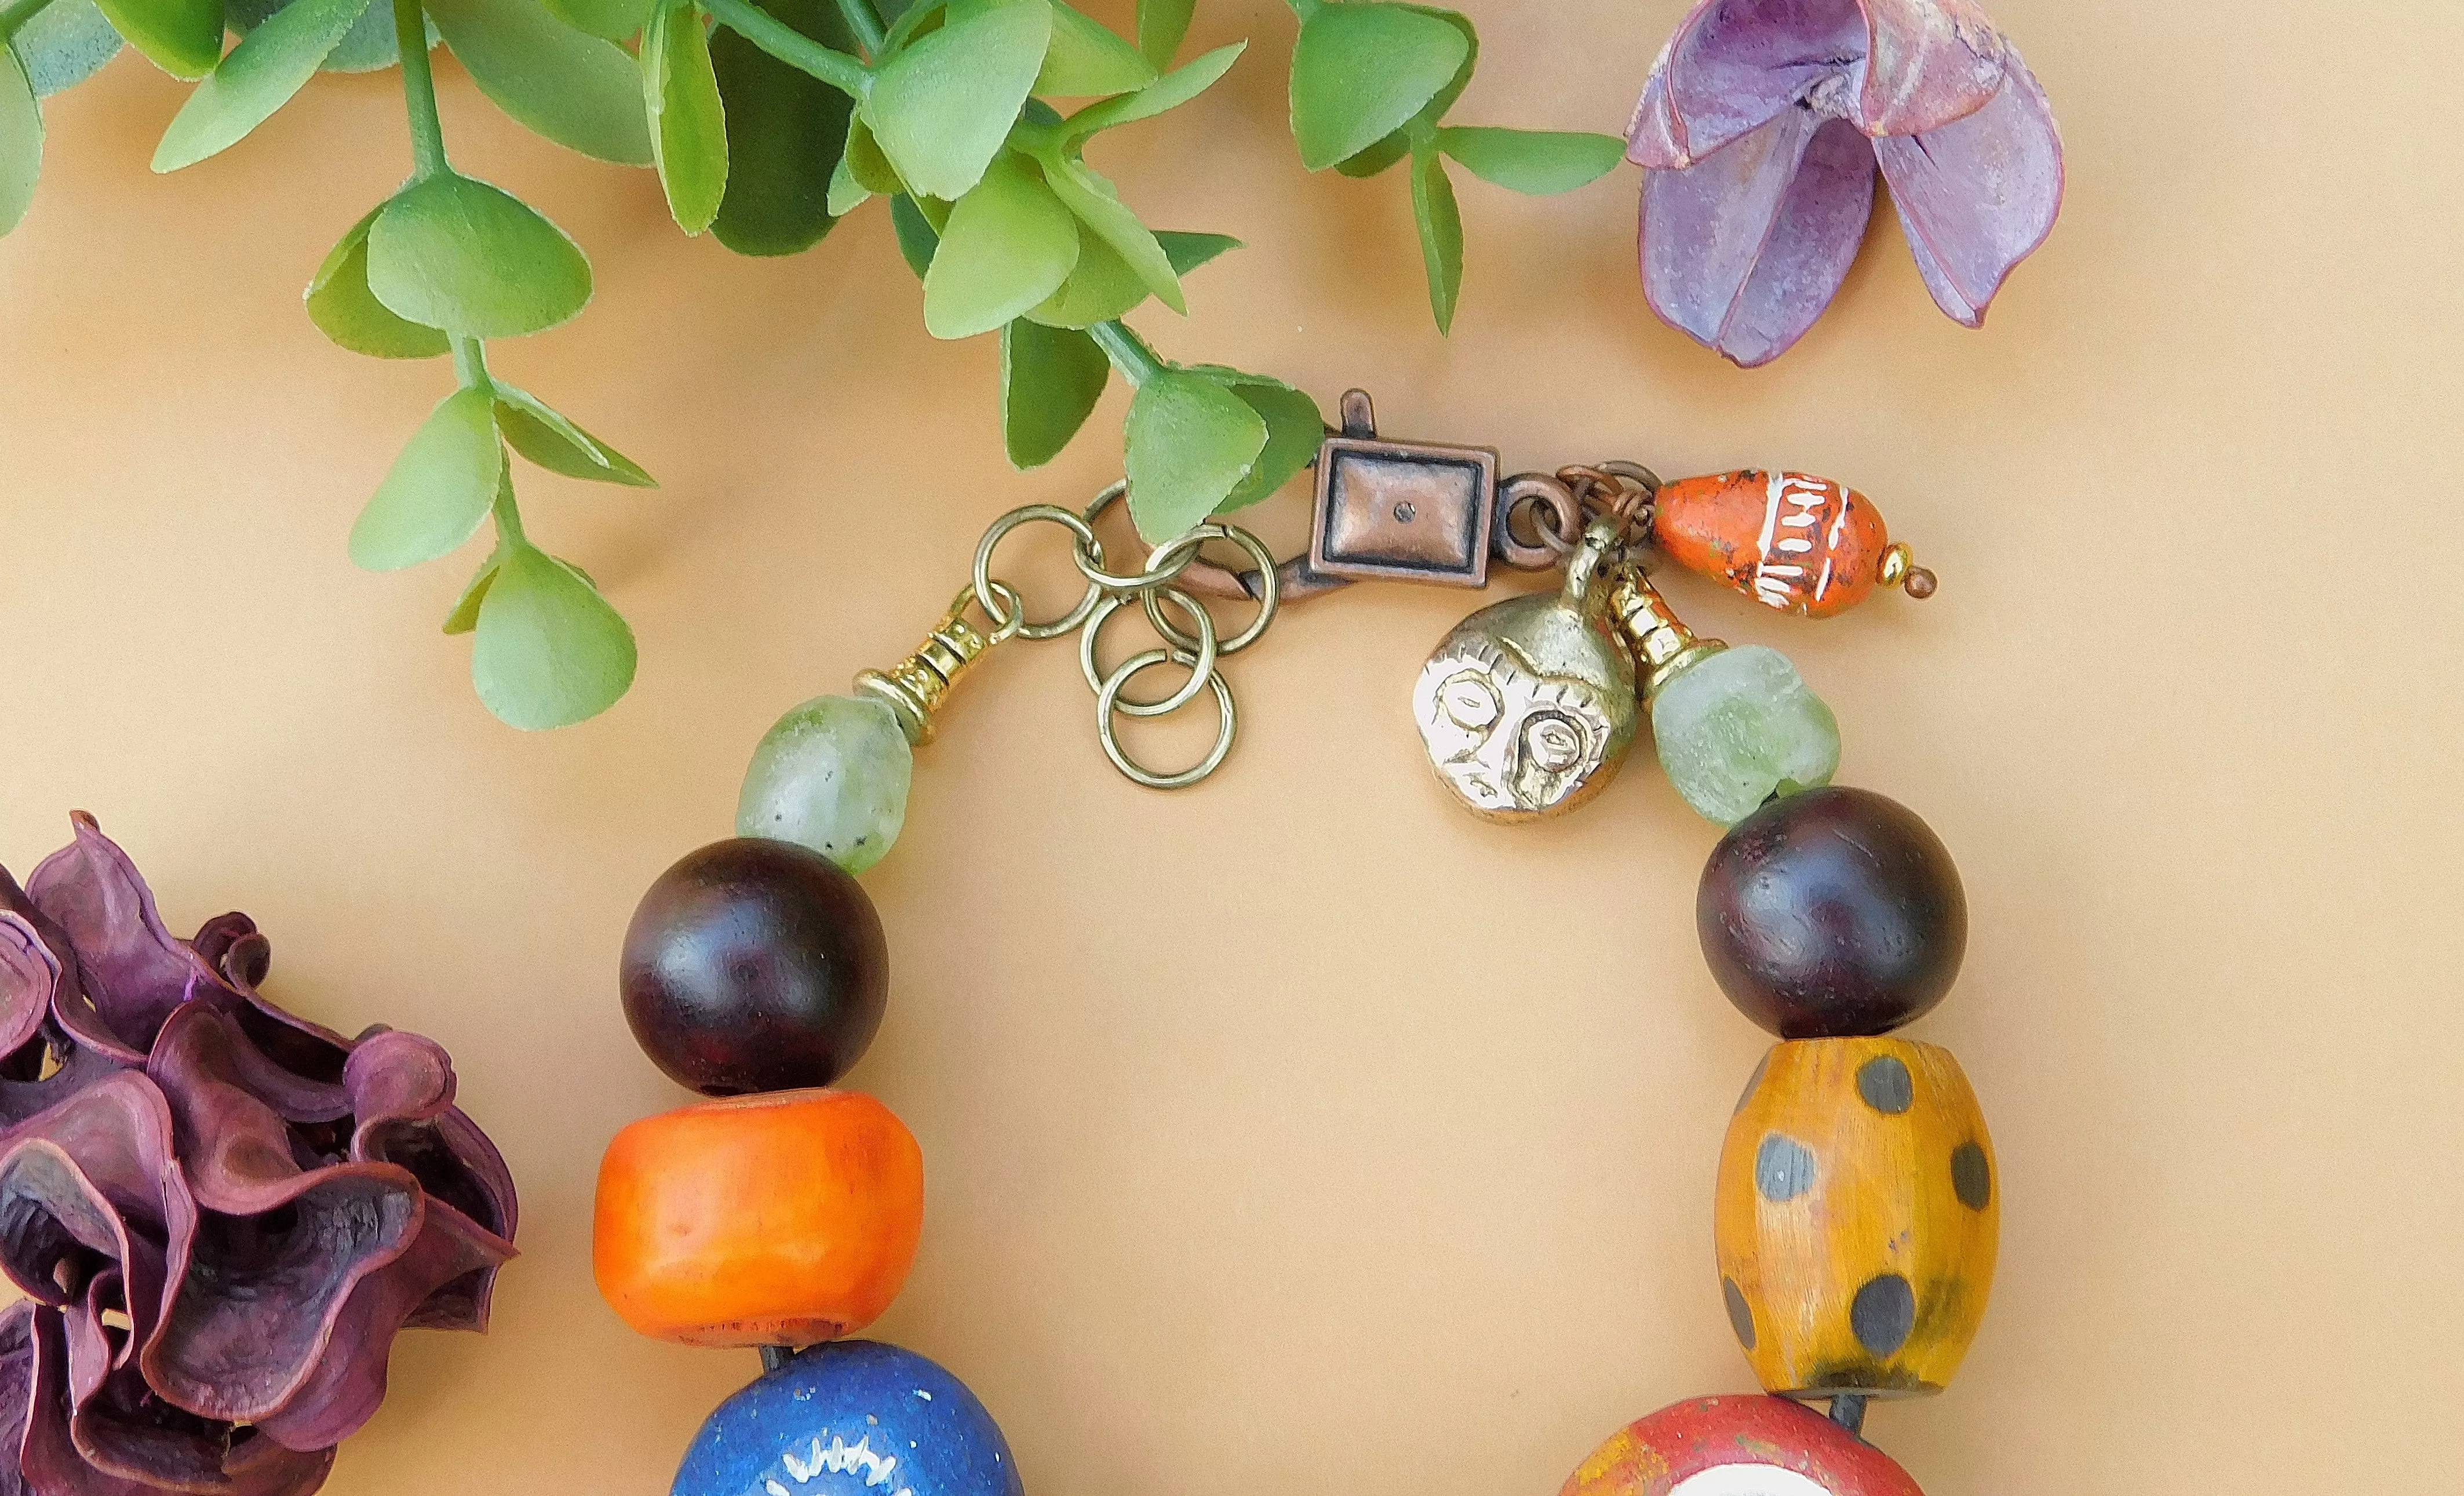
[
  {"left": 703, "top": 0, "right": 871, "bottom": 96},
  {"left": 0, "top": 0, "right": 59, "bottom": 43},
  {"left": 451, "top": 335, "right": 491, "bottom": 392},
  {"left": 490, "top": 469, "right": 527, "bottom": 547},
  {"left": 1088, "top": 320, "right": 1165, "bottom": 387},
  {"left": 392, "top": 0, "right": 450, "bottom": 180},
  {"left": 829, "top": 0, "right": 886, "bottom": 61}
]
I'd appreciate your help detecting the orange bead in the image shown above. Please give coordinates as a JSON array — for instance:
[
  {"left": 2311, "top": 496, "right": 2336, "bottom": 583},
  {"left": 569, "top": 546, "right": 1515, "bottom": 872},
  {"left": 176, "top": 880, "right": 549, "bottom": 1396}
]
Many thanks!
[
  {"left": 593, "top": 1089, "right": 923, "bottom": 1348},
  {"left": 1652, "top": 471, "right": 1890, "bottom": 618}
]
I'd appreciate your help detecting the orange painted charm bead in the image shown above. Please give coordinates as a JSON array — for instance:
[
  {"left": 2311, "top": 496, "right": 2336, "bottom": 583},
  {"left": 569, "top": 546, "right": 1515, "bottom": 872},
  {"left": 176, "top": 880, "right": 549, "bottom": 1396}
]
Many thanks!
[
  {"left": 593, "top": 1088, "right": 924, "bottom": 1348},
  {"left": 1653, "top": 471, "right": 1916, "bottom": 617}
]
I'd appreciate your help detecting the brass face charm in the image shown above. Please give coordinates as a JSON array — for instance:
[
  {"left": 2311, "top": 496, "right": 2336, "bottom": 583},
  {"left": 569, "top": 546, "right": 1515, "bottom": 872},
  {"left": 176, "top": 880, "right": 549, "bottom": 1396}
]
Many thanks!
[{"left": 1413, "top": 591, "right": 1638, "bottom": 822}]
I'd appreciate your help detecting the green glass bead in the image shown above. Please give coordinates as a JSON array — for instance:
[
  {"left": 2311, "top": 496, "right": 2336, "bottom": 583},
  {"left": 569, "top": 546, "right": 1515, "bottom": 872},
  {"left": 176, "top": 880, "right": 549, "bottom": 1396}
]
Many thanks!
[
  {"left": 736, "top": 695, "right": 913, "bottom": 873},
  {"left": 1650, "top": 645, "right": 1840, "bottom": 827}
]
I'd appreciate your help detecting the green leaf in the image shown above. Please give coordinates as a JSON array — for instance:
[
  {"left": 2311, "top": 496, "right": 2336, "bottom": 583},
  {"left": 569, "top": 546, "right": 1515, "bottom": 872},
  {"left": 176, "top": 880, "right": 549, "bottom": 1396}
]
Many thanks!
[
  {"left": 1156, "top": 229, "right": 1237, "bottom": 275},
  {"left": 16, "top": 0, "right": 123, "bottom": 96},
  {"left": 1133, "top": 0, "right": 1191, "bottom": 67},
  {"left": 442, "top": 552, "right": 500, "bottom": 634},
  {"left": 1405, "top": 4, "right": 1477, "bottom": 126},
  {"left": 472, "top": 543, "right": 637, "bottom": 729},
  {"left": 923, "top": 151, "right": 1078, "bottom": 339},
  {"left": 367, "top": 172, "right": 593, "bottom": 337},
  {"left": 93, "top": 0, "right": 224, "bottom": 79},
  {"left": 825, "top": 151, "right": 866, "bottom": 215},
  {"left": 862, "top": 0, "right": 1049, "bottom": 199},
  {"left": 0, "top": 44, "right": 40, "bottom": 238},
  {"left": 219, "top": 0, "right": 424, "bottom": 74},
  {"left": 1436, "top": 125, "right": 1621, "bottom": 194},
  {"left": 645, "top": 0, "right": 728, "bottom": 233},
  {"left": 890, "top": 191, "right": 938, "bottom": 277},
  {"left": 495, "top": 383, "right": 657, "bottom": 486},
  {"left": 545, "top": 0, "right": 653, "bottom": 39},
  {"left": 880, "top": 0, "right": 942, "bottom": 47},
  {"left": 1035, "top": 1, "right": 1150, "bottom": 96},
  {"left": 349, "top": 387, "right": 504, "bottom": 570},
  {"left": 712, "top": 0, "right": 857, "bottom": 254},
  {"left": 844, "top": 113, "right": 901, "bottom": 191},
  {"left": 1062, "top": 39, "right": 1238, "bottom": 141},
  {"left": 1001, "top": 319, "right": 1106, "bottom": 467},
  {"left": 1037, "top": 150, "right": 1179, "bottom": 312},
  {"left": 1124, "top": 368, "right": 1266, "bottom": 542},
  {"left": 1409, "top": 136, "right": 1462, "bottom": 333},
  {"left": 1333, "top": 128, "right": 1408, "bottom": 178},
  {"left": 427, "top": 0, "right": 654, "bottom": 166},
  {"left": 1288, "top": 2, "right": 1466, "bottom": 170},
  {"left": 1022, "top": 230, "right": 1142, "bottom": 326},
  {"left": 1191, "top": 369, "right": 1322, "bottom": 510},
  {"left": 305, "top": 206, "right": 451, "bottom": 358},
  {"left": 150, "top": 0, "right": 372, "bottom": 172},
  {"left": 1324, "top": 4, "right": 1474, "bottom": 178}
]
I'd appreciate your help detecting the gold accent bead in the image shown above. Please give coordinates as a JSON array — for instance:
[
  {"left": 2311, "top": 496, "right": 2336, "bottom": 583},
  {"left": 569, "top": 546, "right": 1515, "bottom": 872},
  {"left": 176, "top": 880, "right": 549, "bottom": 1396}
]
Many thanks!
[
  {"left": 1878, "top": 543, "right": 1912, "bottom": 587},
  {"left": 854, "top": 588, "right": 1004, "bottom": 746},
  {"left": 1604, "top": 567, "right": 1727, "bottom": 701}
]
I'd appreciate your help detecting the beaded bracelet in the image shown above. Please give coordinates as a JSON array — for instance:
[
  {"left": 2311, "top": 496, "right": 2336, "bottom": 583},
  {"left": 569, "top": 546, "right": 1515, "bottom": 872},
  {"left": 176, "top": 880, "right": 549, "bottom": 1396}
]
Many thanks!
[{"left": 591, "top": 395, "right": 1989, "bottom": 1496}]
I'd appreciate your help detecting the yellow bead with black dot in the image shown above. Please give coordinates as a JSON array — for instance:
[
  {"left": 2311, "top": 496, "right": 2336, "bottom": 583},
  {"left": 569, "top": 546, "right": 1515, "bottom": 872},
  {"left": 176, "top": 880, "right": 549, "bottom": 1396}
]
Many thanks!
[{"left": 1715, "top": 1036, "right": 1998, "bottom": 1399}]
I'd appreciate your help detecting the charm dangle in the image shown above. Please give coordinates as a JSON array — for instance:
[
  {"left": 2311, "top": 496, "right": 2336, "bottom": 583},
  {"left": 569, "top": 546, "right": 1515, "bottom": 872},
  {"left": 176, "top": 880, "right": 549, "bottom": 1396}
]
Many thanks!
[
  {"left": 1412, "top": 520, "right": 1639, "bottom": 824},
  {"left": 1652, "top": 469, "right": 1935, "bottom": 616}
]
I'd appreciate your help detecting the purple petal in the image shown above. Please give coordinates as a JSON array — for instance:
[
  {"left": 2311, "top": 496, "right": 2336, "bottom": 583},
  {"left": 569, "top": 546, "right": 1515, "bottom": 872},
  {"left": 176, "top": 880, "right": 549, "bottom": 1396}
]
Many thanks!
[
  {"left": 25, "top": 818, "right": 228, "bottom": 1056},
  {"left": 0, "top": 1040, "right": 140, "bottom": 1132},
  {"left": 0, "top": 1076, "right": 195, "bottom": 1374},
  {"left": 198, "top": 933, "right": 352, "bottom": 1093},
  {"left": 1641, "top": 111, "right": 1879, "bottom": 366},
  {"left": 1628, "top": 0, "right": 1867, "bottom": 169},
  {"left": 187, "top": 918, "right": 267, "bottom": 994},
  {"left": 0, "top": 916, "right": 56, "bottom": 1061},
  {"left": 1874, "top": 44, "right": 2062, "bottom": 325},
  {"left": 151, "top": 1002, "right": 349, "bottom": 1141},
  {"left": 1857, "top": 0, "right": 2009, "bottom": 136},
  {"left": 12, "top": 1306, "right": 335, "bottom": 1496},
  {"left": 249, "top": 1201, "right": 512, "bottom": 1452}
]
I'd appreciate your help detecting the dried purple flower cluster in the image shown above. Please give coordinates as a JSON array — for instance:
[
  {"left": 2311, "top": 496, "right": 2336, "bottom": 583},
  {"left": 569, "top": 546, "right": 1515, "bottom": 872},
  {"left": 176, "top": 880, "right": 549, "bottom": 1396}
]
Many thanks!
[
  {"left": 0, "top": 815, "right": 516, "bottom": 1496},
  {"left": 1629, "top": 0, "right": 2065, "bottom": 365}
]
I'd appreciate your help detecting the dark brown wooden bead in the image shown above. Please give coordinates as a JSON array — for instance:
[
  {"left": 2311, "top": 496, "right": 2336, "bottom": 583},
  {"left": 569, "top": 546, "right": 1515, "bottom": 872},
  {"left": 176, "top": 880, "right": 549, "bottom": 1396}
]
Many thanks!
[
  {"left": 620, "top": 838, "right": 887, "bottom": 1095},
  {"left": 1696, "top": 787, "right": 1966, "bottom": 1038}
]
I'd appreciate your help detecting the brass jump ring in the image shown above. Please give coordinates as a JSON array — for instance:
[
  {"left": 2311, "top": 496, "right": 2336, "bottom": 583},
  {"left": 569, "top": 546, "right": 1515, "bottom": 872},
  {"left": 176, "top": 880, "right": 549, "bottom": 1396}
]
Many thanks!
[
  {"left": 1142, "top": 523, "right": 1280, "bottom": 656},
  {"left": 974, "top": 504, "right": 1106, "bottom": 641},
  {"left": 1080, "top": 588, "right": 1219, "bottom": 718},
  {"left": 1095, "top": 650, "right": 1237, "bottom": 790},
  {"left": 1070, "top": 480, "right": 1202, "bottom": 593}
]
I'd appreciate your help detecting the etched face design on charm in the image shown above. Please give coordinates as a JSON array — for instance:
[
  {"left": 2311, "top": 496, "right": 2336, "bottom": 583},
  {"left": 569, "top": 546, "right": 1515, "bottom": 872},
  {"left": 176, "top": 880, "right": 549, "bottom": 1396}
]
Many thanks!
[{"left": 1413, "top": 593, "right": 1638, "bottom": 822}]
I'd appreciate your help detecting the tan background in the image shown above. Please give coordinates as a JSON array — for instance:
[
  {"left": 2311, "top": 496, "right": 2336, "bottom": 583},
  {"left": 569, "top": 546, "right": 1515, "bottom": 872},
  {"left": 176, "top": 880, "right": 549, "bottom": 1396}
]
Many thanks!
[{"left": 2, "top": 1, "right": 2458, "bottom": 1491}]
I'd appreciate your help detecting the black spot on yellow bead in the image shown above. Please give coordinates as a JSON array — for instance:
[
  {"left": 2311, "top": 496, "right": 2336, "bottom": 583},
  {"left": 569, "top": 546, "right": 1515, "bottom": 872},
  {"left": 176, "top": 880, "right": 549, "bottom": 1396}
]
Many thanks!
[
  {"left": 1755, "top": 1133, "right": 1816, "bottom": 1202},
  {"left": 1735, "top": 1051, "right": 1770, "bottom": 1115},
  {"left": 1854, "top": 1054, "right": 1913, "bottom": 1114},
  {"left": 1952, "top": 1140, "right": 1992, "bottom": 1210},
  {"left": 1850, "top": 1273, "right": 1915, "bottom": 1357},
  {"left": 1722, "top": 1276, "right": 1755, "bottom": 1350}
]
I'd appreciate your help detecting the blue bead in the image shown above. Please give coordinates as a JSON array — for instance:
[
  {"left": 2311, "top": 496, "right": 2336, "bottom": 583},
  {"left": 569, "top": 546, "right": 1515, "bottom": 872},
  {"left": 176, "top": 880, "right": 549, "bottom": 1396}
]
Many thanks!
[{"left": 673, "top": 1342, "right": 1022, "bottom": 1496}]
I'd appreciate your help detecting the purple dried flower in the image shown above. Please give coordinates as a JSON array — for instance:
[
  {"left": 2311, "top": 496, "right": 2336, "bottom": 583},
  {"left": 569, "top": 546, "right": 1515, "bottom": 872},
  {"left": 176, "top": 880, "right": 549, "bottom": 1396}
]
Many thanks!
[
  {"left": 1627, "top": 0, "right": 2064, "bottom": 365},
  {"left": 0, "top": 814, "right": 516, "bottom": 1496}
]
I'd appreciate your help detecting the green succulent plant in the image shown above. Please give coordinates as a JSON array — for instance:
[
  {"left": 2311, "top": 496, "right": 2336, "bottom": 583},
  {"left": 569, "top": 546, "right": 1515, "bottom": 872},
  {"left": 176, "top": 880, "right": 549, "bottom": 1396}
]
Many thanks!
[{"left": 0, "top": 0, "right": 1623, "bottom": 728}]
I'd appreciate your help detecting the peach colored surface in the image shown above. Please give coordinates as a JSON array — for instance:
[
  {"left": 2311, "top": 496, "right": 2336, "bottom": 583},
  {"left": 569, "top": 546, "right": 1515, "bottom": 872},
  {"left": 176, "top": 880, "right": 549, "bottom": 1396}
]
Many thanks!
[{"left": 1, "top": 3, "right": 2456, "bottom": 1493}]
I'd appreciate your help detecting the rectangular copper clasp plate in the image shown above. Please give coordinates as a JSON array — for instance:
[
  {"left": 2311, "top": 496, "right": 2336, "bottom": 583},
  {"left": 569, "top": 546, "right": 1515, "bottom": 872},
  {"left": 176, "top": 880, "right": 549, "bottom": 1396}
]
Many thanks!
[{"left": 1307, "top": 390, "right": 1497, "bottom": 587}]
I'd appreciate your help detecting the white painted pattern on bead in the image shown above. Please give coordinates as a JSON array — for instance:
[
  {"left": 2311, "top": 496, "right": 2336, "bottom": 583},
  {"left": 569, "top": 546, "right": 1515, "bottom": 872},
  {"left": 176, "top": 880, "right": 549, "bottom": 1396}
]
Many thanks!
[
  {"left": 1667, "top": 1463, "right": 1834, "bottom": 1496},
  {"left": 759, "top": 1433, "right": 910, "bottom": 1496}
]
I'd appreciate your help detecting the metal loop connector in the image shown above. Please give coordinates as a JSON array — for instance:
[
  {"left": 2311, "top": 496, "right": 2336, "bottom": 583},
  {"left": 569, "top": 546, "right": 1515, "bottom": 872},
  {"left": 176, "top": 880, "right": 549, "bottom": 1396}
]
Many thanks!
[
  {"left": 1095, "top": 649, "right": 1237, "bottom": 790},
  {"left": 855, "top": 584, "right": 1014, "bottom": 745},
  {"left": 1081, "top": 588, "right": 1219, "bottom": 719}
]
